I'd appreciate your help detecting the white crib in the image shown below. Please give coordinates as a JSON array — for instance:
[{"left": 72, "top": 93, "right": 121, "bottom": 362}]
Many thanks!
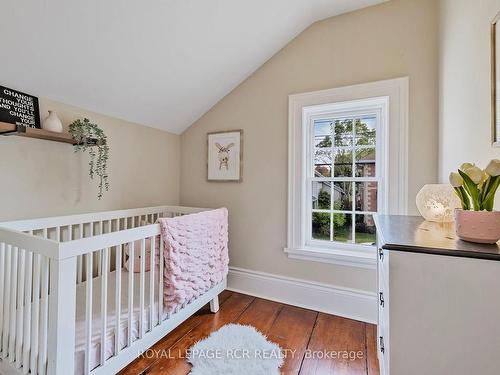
[{"left": 0, "top": 206, "right": 226, "bottom": 375}]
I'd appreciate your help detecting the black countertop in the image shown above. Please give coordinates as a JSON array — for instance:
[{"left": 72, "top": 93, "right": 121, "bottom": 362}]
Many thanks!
[{"left": 374, "top": 215, "right": 500, "bottom": 261}]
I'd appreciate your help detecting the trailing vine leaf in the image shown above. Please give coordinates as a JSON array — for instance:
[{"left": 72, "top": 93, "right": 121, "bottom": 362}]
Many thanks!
[{"left": 68, "top": 118, "right": 110, "bottom": 199}]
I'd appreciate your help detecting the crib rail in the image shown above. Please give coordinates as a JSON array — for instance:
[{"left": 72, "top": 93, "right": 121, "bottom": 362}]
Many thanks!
[
  {"left": 0, "top": 205, "right": 212, "bottom": 375},
  {"left": 0, "top": 205, "right": 205, "bottom": 233}
]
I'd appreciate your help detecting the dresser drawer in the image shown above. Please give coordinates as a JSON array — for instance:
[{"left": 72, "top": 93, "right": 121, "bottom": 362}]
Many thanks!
[
  {"left": 377, "top": 321, "right": 389, "bottom": 375},
  {"left": 378, "top": 316, "right": 390, "bottom": 375},
  {"left": 377, "top": 247, "right": 389, "bottom": 290},
  {"left": 378, "top": 288, "right": 388, "bottom": 324},
  {"left": 377, "top": 243, "right": 390, "bottom": 375},
  {"left": 378, "top": 277, "right": 389, "bottom": 345}
]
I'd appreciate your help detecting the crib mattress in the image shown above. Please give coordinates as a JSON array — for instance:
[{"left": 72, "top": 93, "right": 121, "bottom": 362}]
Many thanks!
[{"left": 74, "top": 269, "right": 162, "bottom": 375}]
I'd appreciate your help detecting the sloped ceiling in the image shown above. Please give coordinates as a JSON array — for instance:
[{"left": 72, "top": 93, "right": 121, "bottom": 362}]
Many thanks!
[{"left": 0, "top": 0, "right": 386, "bottom": 134}]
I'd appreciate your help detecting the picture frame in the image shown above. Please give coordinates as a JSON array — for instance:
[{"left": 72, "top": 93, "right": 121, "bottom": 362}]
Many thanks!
[
  {"left": 491, "top": 11, "right": 500, "bottom": 147},
  {"left": 207, "top": 130, "right": 243, "bottom": 182},
  {"left": 0, "top": 85, "right": 41, "bottom": 129}
]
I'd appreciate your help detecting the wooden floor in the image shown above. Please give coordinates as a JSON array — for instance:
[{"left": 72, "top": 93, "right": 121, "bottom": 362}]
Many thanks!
[{"left": 119, "top": 291, "right": 379, "bottom": 375}]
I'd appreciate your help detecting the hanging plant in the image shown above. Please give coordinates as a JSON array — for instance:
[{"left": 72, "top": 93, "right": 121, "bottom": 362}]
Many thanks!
[{"left": 68, "top": 118, "right": 110, "bottom": 199}]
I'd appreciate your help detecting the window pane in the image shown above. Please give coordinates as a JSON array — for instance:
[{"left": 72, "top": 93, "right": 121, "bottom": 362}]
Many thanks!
[
  {"left": 314, "top": 148, "right": 332, "bottom": 177},
  {"left": 309, "top": 112, "right": 378, "bottom": 248},
  {"left": 333, "top": 182, "right": 352, "bottom": 211},
  {"left": 312, "top": 212, "right": 331, "bottom": 241},
  {"left": 332, "top": 213, "right": 352, "bottom": 243},
  {"left": 355, "top": 117, "right": 376, "bottom": 146},
  {"left": 314, "top": 120, "right": 332, "bottom": 148},
  {"left": 333, "top": 119, "right": 353, "bottom": 147},
  {"left": 355, "top": 214, "right": 376, "bottom": 245},
  {"left": 312, "top": 181, "right": 331, "bottom": 209},
  {"left": 334, "top": 150, "right": 353, "bottom": 177},
  {"left": 355, "top": 182, "right": 378, "bottom": 212},
  {"left": 355, "top": 148, "right": 376, "bottom": 177}
]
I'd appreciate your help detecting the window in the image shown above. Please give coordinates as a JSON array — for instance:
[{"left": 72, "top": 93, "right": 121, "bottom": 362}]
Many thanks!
[
  {"left": 309, "top": 114, "right": 378, "bottom": 247},
  {"left": 286, "top": 78, "right": 408, "bottom": 269}
]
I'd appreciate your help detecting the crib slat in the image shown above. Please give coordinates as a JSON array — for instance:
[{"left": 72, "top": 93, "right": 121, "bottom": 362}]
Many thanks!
[
  {"left": 89, "top": 223, "right": 98, "bottom": 277},
  {"left": 139, "top": 239, "right": 145, "bottom": 339},
  {"left": 77, "top": 224, "right": 83, "bottom": 283},
  {"left": 2, "top": 245, "right": 12, "bottom": 359},
  {"left": 15, "top": 249, "right": 25, "bottom": 369},
  {"left": 159, "top": 236, "right": 164, "bottom": 322},
  {"left": 0, "top": 243, "right": 5, "bottom": 355},
  {"left": 39, "top": 256, "right": 49, "bottom": 374},
  {"left": 149, "top": 236, "right": 155, "bottom": 330},
  {"left": 97, "top": 222, "right": 103, "bottom": 276},
  {"left": 115, "top": 245, "right": 122, "bottom": 356},
  {"left": 84, "top": 253, "right": 93, "bottom": 375},
  {"left": 8, "top": 246, "right": 19, "bottom": 362},
  {"left": 127, "top": 242, "right": 134, "bottom": 347},
  {"left": 100, "top": 247, "right": 109, "bottom": 366},
  {"left": 30, "top": 253, "right": 41, "bottom": 374},
  {"left": 22, "top": 251, "right": 33, "bottom": 374}
]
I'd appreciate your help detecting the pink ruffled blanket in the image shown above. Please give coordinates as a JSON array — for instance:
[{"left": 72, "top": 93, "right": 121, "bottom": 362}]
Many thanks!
[{"left": 158, "top": 208, "right": 229, "bottom": 313}]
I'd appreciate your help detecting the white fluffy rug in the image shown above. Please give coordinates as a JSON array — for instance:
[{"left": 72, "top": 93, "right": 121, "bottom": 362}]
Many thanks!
[{"left": 187, "top": 324, "right": 284, "bottom": 375}]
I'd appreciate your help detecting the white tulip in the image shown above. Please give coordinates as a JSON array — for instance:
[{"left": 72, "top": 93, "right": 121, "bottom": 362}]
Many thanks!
[
  {"left": 460, "top": 162, "right": 475, "bottom": 171},
  {"left": 485, "top": 159, "right": 500, "bottom": 177},
  {"left": 463, "top": 165, "right": 483, "bottom": 184},
  {"left": 481, "top": 170, "right": 489, "bottom": 184},
  {"left": 449, "top": 172, "right": 464, "bottom": 187}
]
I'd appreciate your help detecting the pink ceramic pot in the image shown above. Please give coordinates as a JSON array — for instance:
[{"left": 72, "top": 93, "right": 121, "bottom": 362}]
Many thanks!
[{"left": 454, "top": 209, "right": 500, "bottom": 244}]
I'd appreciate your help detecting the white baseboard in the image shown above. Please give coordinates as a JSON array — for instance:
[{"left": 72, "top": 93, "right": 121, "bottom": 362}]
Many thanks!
[{"left": 227, "top": 266, "right": 377, "bottom": 324}]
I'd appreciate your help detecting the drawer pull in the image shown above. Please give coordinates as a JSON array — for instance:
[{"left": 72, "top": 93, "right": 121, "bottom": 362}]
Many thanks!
[
  {"left": 378, "top": 248, "right": 384, "bottom": 261},
  {"left": 379, "top": 292, "right": 385, "bottom": 307},
  {"left": 379, "top": 336, "right": 385, "bottom": 354}
]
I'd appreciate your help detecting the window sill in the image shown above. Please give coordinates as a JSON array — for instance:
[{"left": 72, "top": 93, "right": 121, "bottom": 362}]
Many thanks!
[{"left": 284, "top": 245, "right": 377, "bottom": 269}]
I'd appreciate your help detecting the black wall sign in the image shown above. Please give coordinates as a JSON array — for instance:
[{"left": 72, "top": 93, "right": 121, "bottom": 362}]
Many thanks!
[{"left": 0, "top": 85, "right": 41, "bottom": 129}]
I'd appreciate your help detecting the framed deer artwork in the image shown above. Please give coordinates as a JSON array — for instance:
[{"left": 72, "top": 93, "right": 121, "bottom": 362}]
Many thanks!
[{"left": 207, "top": 129, "right": 243, "bottom": 181}]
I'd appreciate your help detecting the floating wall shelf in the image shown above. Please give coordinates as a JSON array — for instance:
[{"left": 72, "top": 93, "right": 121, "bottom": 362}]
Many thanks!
[{"left": 0, "top": 122, "right": 100, "bottom": 145}]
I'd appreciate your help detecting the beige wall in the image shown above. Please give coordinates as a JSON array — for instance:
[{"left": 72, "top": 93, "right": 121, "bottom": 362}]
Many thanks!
[
  {"left": 180, "top": 0, "right": 439, "bottom": 291},
  {"left": 439, "top": 0, "right": 500, "bottom": 209},
  {"left": 0, "top": 98, "right": 180, "bottom": 221}
]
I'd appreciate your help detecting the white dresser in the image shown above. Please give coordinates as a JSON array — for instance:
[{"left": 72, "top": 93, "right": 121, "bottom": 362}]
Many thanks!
[{"left": 374, "top": 215, "right": 500, "bottom": 375}]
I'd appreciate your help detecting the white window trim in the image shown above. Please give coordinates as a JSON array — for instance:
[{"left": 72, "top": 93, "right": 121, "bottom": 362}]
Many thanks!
[{"left": 286, "top": 77, "right": 409, "bottom": 269}]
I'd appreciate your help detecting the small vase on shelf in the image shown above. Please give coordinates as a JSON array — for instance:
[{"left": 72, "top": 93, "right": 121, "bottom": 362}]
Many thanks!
[{"left": 42, "top": 110, "right": 63, "bottom": 133}]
